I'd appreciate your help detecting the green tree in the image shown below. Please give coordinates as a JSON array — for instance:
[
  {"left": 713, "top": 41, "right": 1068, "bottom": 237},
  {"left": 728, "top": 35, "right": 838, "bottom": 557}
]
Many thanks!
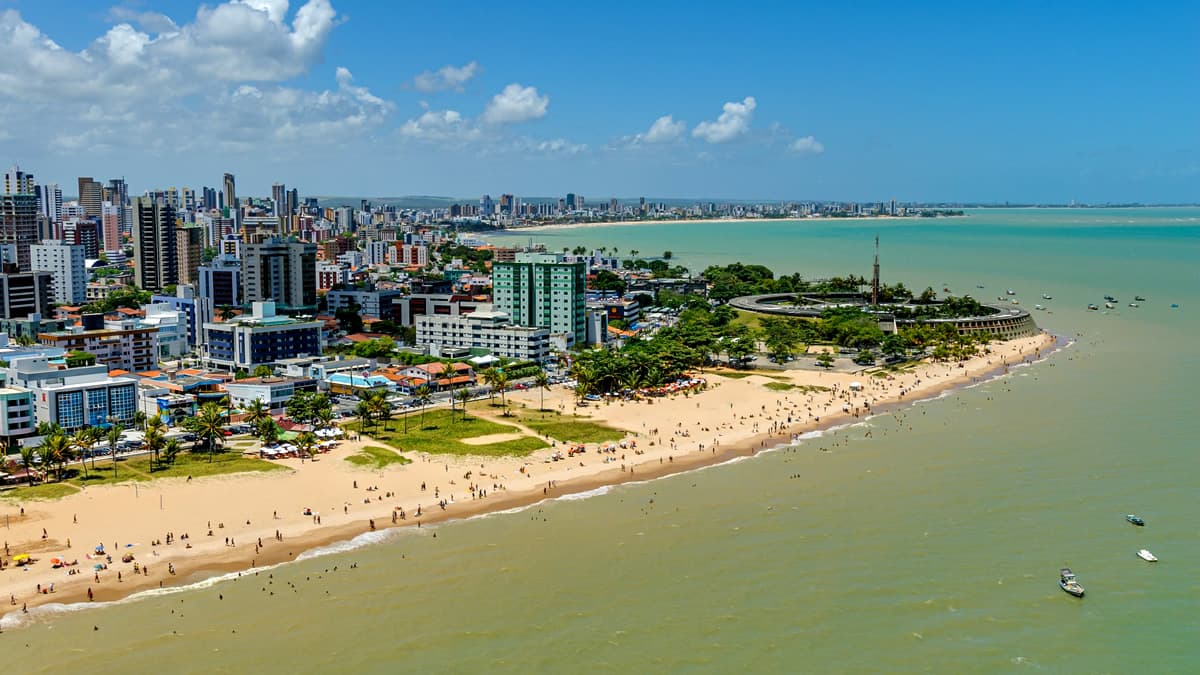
[
  {"left": 533, "top": 370, "right": 551, "bottom": 413},
  {"left": 162, "top": 438, "right": 182, "bottom": 466},
  {"left": 816, "top": 351, "right": 835, "bottom": 369},
  {"left": 295, "top": 431, "right": 318, "bottom": 461},
  {"left": 185, "top": 402, "right": 227, "bottom": 462},
  {"left": 18, "top": 445, "right": 37, "bottom": 485},
  {"left": 414, "top": 385, "right": 433, "bottom": 428},
  {"left": 144, "top": 414, "right": 166, "bottom": 471},
  {"left": 455, "top": 388, "right": 472, "bottom": 422},
  {"left": 243, "top": 399, "right": 271, "bottom": 429},
  {"left": 252, "top": 365, "right": 274, "bottom": 378},
  {"left": 106, "top": 424, "right": 124, "bottom": 478}
]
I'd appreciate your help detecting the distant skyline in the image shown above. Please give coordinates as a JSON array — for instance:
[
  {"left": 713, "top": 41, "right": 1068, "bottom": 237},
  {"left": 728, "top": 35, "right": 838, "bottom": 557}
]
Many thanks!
[{"left": 1, "top": 0, "right": 1197, "bottom": 203}]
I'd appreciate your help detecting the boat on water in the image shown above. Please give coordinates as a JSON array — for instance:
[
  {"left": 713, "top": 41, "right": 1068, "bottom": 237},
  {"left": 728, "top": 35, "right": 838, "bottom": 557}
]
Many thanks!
[
  {"left": 1129, "top": 302, "right": 1139, "bottom": 308},
  {"left": 976, "top": 284, "right": 985, "bottom": 289},
  {"left": 1104, "top": 295, "right": 1116, "bottom": 302},
  {"left": 1042, "top": 294, "right": 1053, "bottom": 300},
  {"left": 1035, "top": 304, "right": 1045, "bottom": 310},
  {"left": 1088, "top": 304, "right": 1099, "bottom": 311},
  {"left": 1011, "top": 299, "right": 1020, "bottom": 305},
  {"left": 1170, "top": 303, "right": 1179, "bottom": 308},
  {"left": 1137, "top": 549, "right": 1158, "bottom": 562},
  {"left": 1126, "top": 514, "right": 1145, "bottom": 526},
  {"left": 1105, "top": 302, "right": 1115, "bottom": 309},
  {"left": 1060, "top": 568, "right": 1085, "bottom": 597},
  {"left": 1135, "top": 296, "right": 1146, "bottom": 302},
  {"left": 1006, "top": 289, "right": 1016, "bottom": 295}
]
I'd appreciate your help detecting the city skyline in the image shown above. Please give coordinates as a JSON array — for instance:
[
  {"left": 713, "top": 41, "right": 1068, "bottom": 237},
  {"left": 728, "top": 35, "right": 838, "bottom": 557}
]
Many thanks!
[{"left": 1, "top": 1, "right": 1197, "bottom": 203}]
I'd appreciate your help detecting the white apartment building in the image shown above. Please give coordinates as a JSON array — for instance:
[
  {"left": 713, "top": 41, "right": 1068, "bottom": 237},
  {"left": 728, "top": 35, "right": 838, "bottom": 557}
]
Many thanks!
[
  {"left": 30, "top": 240, "right": 86, "bottom": 304},
  {"left": 415, "top": 307, "right": 551, "bottom": 363},
  {"left": 139, "top": 302, "right": 190, "bottom": 360}
]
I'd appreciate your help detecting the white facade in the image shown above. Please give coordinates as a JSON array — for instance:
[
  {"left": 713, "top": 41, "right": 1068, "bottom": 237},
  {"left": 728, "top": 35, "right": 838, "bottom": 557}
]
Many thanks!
[
  {"left": 415, "top": 308, "right": 551, "bottom": 363},
  {"left": 366, "top": 240, "right": 390, "bottom": 266},
  {"left": 30, "top": 240, "right": 86, "bottom": 304},
  {"left": 139, "top": 302, "right": 190, "bottom": 359}
]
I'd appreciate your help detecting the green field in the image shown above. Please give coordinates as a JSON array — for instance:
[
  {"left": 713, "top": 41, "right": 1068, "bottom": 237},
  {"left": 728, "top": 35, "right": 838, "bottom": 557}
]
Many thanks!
[
  {"left": 348, "top": 409, "right": 547, "bottom": 457},
  {"left": 513, "top": 410, "right": 626, "bottom": 444},
  {"left": 1, "top": 451, "right": 288, "bottom": 501},
  {"left": 763, "top": 381, "right": 796, "bottom": 391},
  {"left": 345, "top": 445, "right": 413, "bottom": 469}
]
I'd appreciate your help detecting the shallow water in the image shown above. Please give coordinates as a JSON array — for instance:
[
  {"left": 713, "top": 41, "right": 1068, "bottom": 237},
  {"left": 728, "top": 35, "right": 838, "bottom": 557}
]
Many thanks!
[{"left": 7, "top": 208, "right": 1199, "bottom": 673}]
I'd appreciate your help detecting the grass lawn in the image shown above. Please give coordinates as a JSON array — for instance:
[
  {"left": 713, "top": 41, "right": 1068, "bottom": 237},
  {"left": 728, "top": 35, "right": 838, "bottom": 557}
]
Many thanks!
[
  {"left": 763, "top": 381, "right": 796, "bottom": 391},
  {"left": 1, "top": 451, "right": 287, "bottom": 500},
  {"left": 1, "top": 482, "right": 80, "bottom": 501},
  {"left": 717, "top": 370, "right": 789, "bottom": 381},
  {"left": 348, "top": 408, "right": 547, "bottom": 457},
  {"left": 346, "top": 445, "right": 412, "bottom": 469},
  {"left": 513, "top": 410, "right": 626, "bottom": 444},
  {"left": 729, "top": 309, "right": 763, "bottom": 331}
]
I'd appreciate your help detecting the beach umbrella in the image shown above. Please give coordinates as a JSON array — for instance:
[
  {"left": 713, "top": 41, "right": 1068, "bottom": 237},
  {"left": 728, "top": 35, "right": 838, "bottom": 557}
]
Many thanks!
[{"left": 12, "top": 553, "right": 29, "bottom": 561}]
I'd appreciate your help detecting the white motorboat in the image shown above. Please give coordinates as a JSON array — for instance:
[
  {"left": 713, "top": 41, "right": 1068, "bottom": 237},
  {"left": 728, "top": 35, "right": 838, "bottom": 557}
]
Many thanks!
[{"left": 1137, "top": 549, "right": 1158, "bottom": 562}]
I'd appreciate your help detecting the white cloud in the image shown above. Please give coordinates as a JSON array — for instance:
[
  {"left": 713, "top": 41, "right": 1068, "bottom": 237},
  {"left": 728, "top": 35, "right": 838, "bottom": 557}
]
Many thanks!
[
  {"left": 692, "top": 96, "right": 756, "bottom": 143},
  {"left": 533, "top": 138, "right": 589, "bottom": 155},
  {"left": 412, "top": 61, "right": 480, "bottom": 92},
  {"left": 0, "top": 3, "right": 392, "bottom": 157},
  {"left": 399, "top": 109, "right": 482, "bottom": 143},
  {"left": 482, "top": 83, "right": 549, "bottom": 125},
  {"left": 643, "top": 115, "right": 687, "bottom": 143},
  {"left": 790, "top": 135, "right": 825, "bottom": 155},
  {"left": 106, "top": 7, "right": 179, "bottom": 34}
]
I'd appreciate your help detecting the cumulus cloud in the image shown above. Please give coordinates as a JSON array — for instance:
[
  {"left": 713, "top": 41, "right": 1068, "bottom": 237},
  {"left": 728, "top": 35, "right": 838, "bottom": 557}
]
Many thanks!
[
  {"left": 533, "top": 138, "right": 589, "bottom": 155},
  {"left": 412, "top": 61, "right": 480, "bottom": 92},
  {"left": 482, "top": 83, "right": 549, "bottom": 124},
  {"left": 692, "top": 96, "right": 756, "bottom": 143},
  {"left": 0, "top": 2, "right": 392, "bottom": 156},
  {"left": 106, "top": 7, "right": 179, "bottom": 34},
  {"left": 643, "top": 115, "right": 687, "bottom": 143},
  {"left": 790, "top": 135, "right": 825, "bottom": 155},
  {"left": 399, "top": 109, "right": 482, "bottom": 143}
]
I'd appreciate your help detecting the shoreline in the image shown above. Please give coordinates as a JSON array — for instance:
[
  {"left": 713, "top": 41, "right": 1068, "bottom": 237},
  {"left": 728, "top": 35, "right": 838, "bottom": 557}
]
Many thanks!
[
  {"left": 0, "top": 331, "right": 1057, "bottom": 628},
  {"left": 484, "top": 214, "right": 966, "bottom": 236}
]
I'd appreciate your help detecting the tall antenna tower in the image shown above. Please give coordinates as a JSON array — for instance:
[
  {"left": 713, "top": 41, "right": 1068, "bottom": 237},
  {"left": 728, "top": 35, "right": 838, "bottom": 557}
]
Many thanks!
[{"left": 871, "top": 234, "right": 880, "bottom": 306}]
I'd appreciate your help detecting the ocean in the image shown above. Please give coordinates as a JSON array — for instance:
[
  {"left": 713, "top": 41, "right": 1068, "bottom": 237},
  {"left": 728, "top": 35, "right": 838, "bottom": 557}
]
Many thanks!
[{"left": 9, "top": 208, "right": 1199, "bottom": 673}]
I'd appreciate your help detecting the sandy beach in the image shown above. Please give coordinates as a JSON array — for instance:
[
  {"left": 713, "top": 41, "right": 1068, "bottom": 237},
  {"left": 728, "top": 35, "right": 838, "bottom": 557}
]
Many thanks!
[{"left": 0, "top": 331, "right": 1054, "bottom": 624}]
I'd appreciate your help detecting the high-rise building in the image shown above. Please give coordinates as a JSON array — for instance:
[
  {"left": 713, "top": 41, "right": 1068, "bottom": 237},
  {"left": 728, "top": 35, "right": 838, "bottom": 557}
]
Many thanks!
[
  {"left": 491, "top": 253, "right": 587, "bottom": 345},
  {"left": 222, "top": 173, "right": 237, "bottom": 212},
  {"left": 105, "top": 178, "right": 130, "bottom": 234},
  {"left": 202, "top": 186, "right": 217, "bottom": 211},
  {"left": 77, "top": 177, "right": 103, "bottom": 218},
  {"left": 176, "top": 226, "right": 204, "bottom": 285},
  {"left": 0, "top": 268, "right": 53, "bottom": 318},
  {"left": 102, "top": 202, "right": 122, "bottom": 252},
  {"left": 2, "top": 167, "right": 39, "bottom": 271},
  {"left": 131, "top": 196, "right": 178, "bottom": 292},
  {"left": 286, "top": 188, "right": 298, "bottom": 225},
  {"left": 31, "top": 240, "right": 86, "bottom": 304},
  {"left": 62, "top": 218, "right": 101, "bottom": 259},
  {"left": 242, "top": 238, "right": 317, "bottom": 313},
  {"left": 36, "top": 183, "right": 62, "bottom": 224},
  {"left": 272, "top": 183, "right": 286, "bottom": 217},
  {"left": 198, "top": 256, "right": 242, "bottom": 308},
  {"left": 480, "top": 194, "right": 494, "bottom": 217}
]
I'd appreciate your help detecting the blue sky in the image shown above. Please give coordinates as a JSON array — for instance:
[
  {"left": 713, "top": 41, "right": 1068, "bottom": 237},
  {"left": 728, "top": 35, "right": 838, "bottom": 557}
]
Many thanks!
[{"left": 1, "top": 0, "right": 1197, "bottom": 202}]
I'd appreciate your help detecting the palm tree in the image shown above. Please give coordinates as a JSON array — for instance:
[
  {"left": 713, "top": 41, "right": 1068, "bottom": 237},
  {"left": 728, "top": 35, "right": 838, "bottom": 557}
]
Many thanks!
[
  {"left": 370, "top": 391, "right": 393, "bottom": 432},
  {"left": 144, "top": 415, "right": 166, "bottom": 472},
  {"left": 244, "top": 399, "right": 271, "bottom": 429},
  {"left": 106, "top": 424, "right": 124, "bottom": 477},
  {"left": 414, "top": 385, "right": 432, "bottom": 428},
  {"left": 493, "top": 370, "right": 510, "bottom": 415},
  {"left": 533, "top": 370, "right": 550, "bottom": 414},
  {"left": 161, "top": 438, "right": 182, "bottom": 467},
  {"left": 35, "top": 421, "right": 62, "bottom": 439},
  {"left": 71, "top": 429, "right": 92, "bottom": 479},
  {"left": 257, "top": 418, "right": 280, "bottom": 446},
  {"left": 354, "top": 400, "right": 374, "bottom": 434},
  {"left": 481, "top": 367, "right": 499, "bottom": 404},
  {"left": 15, "top": 334, "right": 35, "bottom": 347},
  {"left": 455, "top": 388, "right": 471, "bottom": 422},
  {"left": 18, "top": 445, "right": 37, "bottom": 486},
  {"left": 295, "top": 431, "right": 318, "bottom": 462},
  {"left": 443, "top": 359, "right": 459, "bottom": 419},
  {"left": 39, "top": 433, "right": 70, "bottom": 482},
  {"left": 187, "top": 402, "right": 226, "bottom": 463},
  {"left": 315, "top": 406, "right": 335, "bottom": 432},
  {"left": 132, "top": 411, "right": 147, "bottom": 432}
]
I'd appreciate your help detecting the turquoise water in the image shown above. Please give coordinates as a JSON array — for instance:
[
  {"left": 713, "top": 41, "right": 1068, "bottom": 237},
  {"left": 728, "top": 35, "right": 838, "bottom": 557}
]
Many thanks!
[{"left": 8, "top": 209, "right": 1200, "bottom": 673}]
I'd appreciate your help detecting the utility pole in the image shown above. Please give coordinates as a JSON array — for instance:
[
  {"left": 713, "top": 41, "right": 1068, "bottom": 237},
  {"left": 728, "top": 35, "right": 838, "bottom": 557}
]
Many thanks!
[{"left": 871, "top": 234, "right": 880, "bottom": 306}]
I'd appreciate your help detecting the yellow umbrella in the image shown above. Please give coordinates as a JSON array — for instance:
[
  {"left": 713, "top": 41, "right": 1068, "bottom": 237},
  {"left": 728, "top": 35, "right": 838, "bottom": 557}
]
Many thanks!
[{"left": 11, "top": 554, "right": 30, "bottom": 561}]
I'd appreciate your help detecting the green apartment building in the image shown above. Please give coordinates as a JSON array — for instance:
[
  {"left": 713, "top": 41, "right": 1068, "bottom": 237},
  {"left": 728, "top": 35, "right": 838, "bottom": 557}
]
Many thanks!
[{"left": 492, "top": 253, "right": 587, "bottom": 345}]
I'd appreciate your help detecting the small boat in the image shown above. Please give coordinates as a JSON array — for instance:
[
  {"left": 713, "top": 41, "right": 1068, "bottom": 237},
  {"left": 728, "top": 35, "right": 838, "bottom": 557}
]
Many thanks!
[
  {"left": 943, "top": 287, "right": 951, "bottom": 293},
  {"left": 1126, "top": 514, "right": 1145, "bottom": 526},
  {"left": 1034, "top": 304, "right": 1045, "bottom": 310},
  {"left": 1042, "top": 294, "right": 1052, "bottom": 300},
  {"left": 1105, "top": 302, "right": 1115, "bottom": 309},
  {"left": 1129, "top": 302, "right": 1139, "bottom": 308},
  {"left": 1087, "top": 304, "right": 1099, "bottom": 311},
  {"left": 1059, "top": 568, "right": 1085, "bottom": 597},
  {"left": 1137, "top": 549, "right": 1158, "bottom": 562},
  {"left": 1006, "top": 289, "right": 1016, "bottom": 295},
  {"left": 976, "top": 284, "right": 985, "bottom": 289},
  {"left": 1011, "top": 299, "right": 1020, "bottom": 305},
  {"left": 1104, "top": 295, "right": 1116, "bottom": 302},
  {"left": 1170, "top": 303, "right": 1179, "bottom": 309},
  {"left": 1134, "top": 296, "right": 1146, "bottom": 302}
]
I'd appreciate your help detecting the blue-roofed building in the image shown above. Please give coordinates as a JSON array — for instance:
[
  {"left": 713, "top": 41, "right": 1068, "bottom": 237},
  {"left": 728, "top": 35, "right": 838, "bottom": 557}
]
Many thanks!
[{"left": 202, "top": 301, "right": 322, "bottom": 373}]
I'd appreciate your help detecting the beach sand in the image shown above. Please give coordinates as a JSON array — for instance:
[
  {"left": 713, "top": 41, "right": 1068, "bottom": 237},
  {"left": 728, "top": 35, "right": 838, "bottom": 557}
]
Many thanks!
[{"left": 0, "top": 332, "right": 1054, "bottom": 623}]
